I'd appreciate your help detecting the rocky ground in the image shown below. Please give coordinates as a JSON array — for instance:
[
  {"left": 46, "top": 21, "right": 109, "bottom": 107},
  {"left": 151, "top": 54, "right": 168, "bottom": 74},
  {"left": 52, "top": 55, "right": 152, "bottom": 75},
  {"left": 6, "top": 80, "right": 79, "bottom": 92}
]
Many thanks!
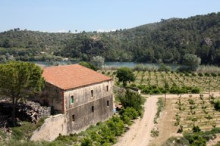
[{"left": 0, "top": 98, "right": 50, "bottom": 128}]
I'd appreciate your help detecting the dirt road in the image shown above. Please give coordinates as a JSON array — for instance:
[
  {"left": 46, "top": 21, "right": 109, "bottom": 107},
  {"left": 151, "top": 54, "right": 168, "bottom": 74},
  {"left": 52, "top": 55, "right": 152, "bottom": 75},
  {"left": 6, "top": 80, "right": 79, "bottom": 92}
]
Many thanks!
[
  {"left": 114, "top": 95, "right": 159, "bottom": 146},
  {"left": 115, "top": 92, "right": 220, "bottom": 146}
]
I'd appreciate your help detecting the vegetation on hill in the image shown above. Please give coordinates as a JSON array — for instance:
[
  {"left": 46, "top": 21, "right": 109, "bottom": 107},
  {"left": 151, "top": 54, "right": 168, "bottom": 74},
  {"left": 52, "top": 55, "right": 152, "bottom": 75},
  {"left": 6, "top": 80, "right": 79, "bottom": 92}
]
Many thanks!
[{"left": 0, "top": 12, "right": 220, "bottom": 65}]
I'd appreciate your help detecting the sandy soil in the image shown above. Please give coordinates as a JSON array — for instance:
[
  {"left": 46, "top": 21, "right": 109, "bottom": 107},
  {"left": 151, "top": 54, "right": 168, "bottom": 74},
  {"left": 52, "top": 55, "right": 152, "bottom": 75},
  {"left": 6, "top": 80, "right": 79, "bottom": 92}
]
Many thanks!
[
  {"left": 149, "top": 98, "right": 180, "bottom": 146},
  {"left": 114, "top": 95, "right": 159, "bottom": 146}
]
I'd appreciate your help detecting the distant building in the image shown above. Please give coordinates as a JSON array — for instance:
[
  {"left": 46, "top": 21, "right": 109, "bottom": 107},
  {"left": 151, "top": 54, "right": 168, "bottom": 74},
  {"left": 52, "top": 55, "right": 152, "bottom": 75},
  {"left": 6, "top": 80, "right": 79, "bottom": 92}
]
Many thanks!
[{"left": 41, "top": 64, "right": 113, "bottom": 133}]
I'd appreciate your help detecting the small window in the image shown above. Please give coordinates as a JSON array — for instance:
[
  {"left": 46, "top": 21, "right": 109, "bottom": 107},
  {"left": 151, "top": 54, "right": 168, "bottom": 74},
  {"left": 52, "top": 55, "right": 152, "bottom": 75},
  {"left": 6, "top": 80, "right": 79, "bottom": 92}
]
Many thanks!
[
  {"left": 91, "top": 90, "right": 94, "bottom": 97},
  {"left": 107, "top": 100, "right": 110, "bottom": 106},
  {"left": 72, "top": 115, "right": 75, "bottom": 121},
  {"left": 70, "top": 96, "right": 74, "bottom": 104},
  {"left": 106, "top": 86, "right": 109, "bottom": 92},
  {"left": 91, "top": 106, "right": 94, "bottom": 112}
]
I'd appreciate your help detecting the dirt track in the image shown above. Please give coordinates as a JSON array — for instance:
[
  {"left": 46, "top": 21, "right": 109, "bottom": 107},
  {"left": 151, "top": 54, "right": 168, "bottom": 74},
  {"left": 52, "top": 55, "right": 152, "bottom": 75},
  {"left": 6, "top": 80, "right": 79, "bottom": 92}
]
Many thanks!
[
  {"left": 114, "top": 95, "right": 159, "bottom": 146},
  {"left": 115, "top": 92, "right": 220, "bottom": 146}
]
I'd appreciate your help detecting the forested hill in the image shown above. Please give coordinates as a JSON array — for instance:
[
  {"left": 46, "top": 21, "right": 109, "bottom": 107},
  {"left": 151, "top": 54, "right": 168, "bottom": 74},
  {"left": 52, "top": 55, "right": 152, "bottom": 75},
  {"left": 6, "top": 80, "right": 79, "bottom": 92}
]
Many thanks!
[{"left": 0, "top": 12, "right": 220, "bottom": 65}]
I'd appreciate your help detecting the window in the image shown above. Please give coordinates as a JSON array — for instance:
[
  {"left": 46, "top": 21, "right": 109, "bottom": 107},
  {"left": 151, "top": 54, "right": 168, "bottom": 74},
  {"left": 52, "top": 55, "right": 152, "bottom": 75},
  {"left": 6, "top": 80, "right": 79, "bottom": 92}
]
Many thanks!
[
  {"left": 91, "top": 90, "right": 94, "bottom": 97},
  {"left": 72, "top": 115, "right": 75, "bottom": 121},
  {"left": 107, "top": 100, "right": 110, "bottom": 106},
  {"left": 91, "top": 106, "right": 94, "bottom": 112},
  {"left": 70, "top": 96, "right": 74, "bottom": 104},
  {"left": 106, "top": 85, "right": 109, "bottom": 92}
]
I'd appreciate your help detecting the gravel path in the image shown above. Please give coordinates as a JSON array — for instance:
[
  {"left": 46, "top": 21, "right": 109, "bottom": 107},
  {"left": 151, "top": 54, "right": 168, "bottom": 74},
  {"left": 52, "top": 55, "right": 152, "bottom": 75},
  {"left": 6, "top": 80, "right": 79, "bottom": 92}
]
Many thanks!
[{"left": 114, "top": 95, "right": 159, "bottom": 146}]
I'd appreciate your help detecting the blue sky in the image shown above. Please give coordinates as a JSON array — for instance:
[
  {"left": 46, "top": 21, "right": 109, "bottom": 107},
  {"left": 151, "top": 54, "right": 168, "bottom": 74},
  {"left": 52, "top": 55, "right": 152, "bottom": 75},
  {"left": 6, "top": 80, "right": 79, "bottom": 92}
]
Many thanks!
[{"left": 0, "top": 0, "right": 219, "bottom": 32}]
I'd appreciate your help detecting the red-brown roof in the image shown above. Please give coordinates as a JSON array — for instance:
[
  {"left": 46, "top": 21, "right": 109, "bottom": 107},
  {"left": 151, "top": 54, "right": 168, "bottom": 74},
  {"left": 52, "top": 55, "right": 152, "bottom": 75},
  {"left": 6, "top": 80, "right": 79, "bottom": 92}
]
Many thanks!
[{"left": 43, "top": 64, "right": 111, "bottom": 90}]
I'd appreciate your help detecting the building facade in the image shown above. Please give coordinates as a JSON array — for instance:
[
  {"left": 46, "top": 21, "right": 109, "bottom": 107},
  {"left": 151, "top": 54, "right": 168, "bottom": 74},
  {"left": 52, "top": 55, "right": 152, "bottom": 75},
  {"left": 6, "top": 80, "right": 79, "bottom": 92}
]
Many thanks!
[{"left": 41, "top": 64, "right": 113, "bottom": 133}]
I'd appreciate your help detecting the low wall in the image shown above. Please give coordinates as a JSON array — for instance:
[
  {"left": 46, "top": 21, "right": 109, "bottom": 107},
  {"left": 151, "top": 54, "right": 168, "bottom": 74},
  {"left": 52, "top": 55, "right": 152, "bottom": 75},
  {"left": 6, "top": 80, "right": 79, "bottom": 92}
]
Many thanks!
[{"left": 31, "top": 114, "right": 67, "bottom": 142}]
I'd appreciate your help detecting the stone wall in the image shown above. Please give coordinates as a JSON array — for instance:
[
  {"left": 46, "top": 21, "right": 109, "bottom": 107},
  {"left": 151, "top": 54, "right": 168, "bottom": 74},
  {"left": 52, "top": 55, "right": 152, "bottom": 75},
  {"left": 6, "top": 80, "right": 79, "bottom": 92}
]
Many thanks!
[
  {"left": 64, "top": 80, "right": 113, "bottom": 111},
  {"left": 30, "top": 114, "right": 67, "bottom": 142},
  {"left": 38, "top": 83, "right": 63, "bottom": 113},
  {"left": 63, "top": 80, "right": 114, "bottom": 133},
  {"left": 66, "top": 95, "right": 113, "bottom": 133},
  {"left": 31, "top": 80, "right": 114, "bottom": 141}
]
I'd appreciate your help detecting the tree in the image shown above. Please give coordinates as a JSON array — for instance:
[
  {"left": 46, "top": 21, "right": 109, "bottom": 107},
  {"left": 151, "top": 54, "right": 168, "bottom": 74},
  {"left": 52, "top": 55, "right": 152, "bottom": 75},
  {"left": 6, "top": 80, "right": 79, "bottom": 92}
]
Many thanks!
[
  {"left": 90, "top": 56, "right": 105, "bottom": 69},
  {"left": 79, "top": 61, "right": 97, "bottom": 71},
  {"left": 118, "top": 90, "right": 144, "bottom": 115},
  {"left": 116, "top": 67, "right": 135, "bottom": 87},
  {"left": 182, "top": 54, "right": 201, "bottom": 71},
  {"left": 0, "top": 61, "right": 44, "bottom": 126}
]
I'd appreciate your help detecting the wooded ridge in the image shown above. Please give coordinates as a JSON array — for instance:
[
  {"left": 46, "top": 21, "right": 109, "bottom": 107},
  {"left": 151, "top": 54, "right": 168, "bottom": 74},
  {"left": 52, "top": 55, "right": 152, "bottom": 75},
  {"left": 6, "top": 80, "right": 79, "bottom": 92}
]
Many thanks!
[{"left": 0, "top": 12, "right": 220, "bottom": 65}]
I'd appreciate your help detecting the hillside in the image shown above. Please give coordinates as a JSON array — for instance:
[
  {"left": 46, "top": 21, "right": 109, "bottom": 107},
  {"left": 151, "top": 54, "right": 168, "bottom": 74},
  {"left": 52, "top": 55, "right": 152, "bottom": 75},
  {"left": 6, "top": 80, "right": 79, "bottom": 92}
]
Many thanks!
[{"left": 0, "top": 12, "right": 220, "bottom": 64}]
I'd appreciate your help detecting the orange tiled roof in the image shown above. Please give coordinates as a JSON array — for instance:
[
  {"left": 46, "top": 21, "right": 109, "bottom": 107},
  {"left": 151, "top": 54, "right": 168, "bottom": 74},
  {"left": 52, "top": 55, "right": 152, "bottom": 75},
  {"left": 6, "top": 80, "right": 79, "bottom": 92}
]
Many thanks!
[{"left": 43, "top": 64, "right": 111, "bottom": 90}]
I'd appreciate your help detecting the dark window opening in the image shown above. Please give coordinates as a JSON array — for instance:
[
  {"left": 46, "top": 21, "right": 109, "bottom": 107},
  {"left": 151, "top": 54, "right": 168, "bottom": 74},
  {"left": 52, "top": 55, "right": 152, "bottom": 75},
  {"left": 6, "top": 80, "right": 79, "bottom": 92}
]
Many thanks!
[
  {"left": 70, "top": 96, "right": 74, "bottom": 104},
  {"left": 107, "top": 100, "right": 110, "bottom": 106},
  {"left": 91, "top": 106, "right": 94, "bottom": 112},
  {"left": 72, "top": 115, "right": 75, "bottom": 121},
  {"left": 91, "top": 90, "right": 94, "bottom": 97},
  {"left": 106, "top": 86, "right": 109, "bottom": 92}
]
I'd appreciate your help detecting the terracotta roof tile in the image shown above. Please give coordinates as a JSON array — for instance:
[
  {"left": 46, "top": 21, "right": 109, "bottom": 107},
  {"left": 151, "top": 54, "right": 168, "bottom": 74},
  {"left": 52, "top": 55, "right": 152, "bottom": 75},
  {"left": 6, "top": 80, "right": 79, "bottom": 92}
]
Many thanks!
[{"left": 43, "top": 64, "right": 111, "bottom": 90}]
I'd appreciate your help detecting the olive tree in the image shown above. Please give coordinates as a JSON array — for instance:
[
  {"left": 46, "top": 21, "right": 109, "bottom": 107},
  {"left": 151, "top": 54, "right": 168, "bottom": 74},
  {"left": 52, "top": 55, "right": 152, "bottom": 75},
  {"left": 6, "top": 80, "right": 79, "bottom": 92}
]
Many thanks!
[
  {"left": 182, "top": 54, "right": 201, "bottom": 71},
  {"left": 0, "top": 61, "right": 44, "bottom": 126},
  {"left": 91, "top": 56, "right": 105, "bottom": 69},
  {"left": 116, "top": 67, "right": 135, "bottom": 87}
]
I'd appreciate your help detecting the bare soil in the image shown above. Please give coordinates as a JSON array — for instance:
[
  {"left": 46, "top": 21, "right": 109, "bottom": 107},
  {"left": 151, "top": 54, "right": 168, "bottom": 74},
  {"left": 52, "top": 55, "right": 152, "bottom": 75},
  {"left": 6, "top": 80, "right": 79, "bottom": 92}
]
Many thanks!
[
  {"left": 115, "top": 92, "right": 220, "bottom": 146},
  {"left": 114, "top": 95, "right": 158, "bottom": 146}
]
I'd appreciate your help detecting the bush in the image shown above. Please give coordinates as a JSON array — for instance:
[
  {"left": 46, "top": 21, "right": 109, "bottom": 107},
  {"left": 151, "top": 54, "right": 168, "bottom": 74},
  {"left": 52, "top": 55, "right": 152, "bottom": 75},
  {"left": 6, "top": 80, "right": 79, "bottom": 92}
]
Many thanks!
[
  {"left": 205, "top": 73, "right": 210, "bottom": 76},
  {"left": 211, "top": 73, "right": 217, "bottom": 77},
  {"left": 192, "top": 125, "right": 201, "bottom": 132},
  {"left": 154, "top": 98, "right": 164, "bottom": 124},
  {"left": 191, "top": 87, "right": 200, "bottom": 93},
  {"left": 118, "top": 90, "right": 145, "bottom": 115},
  {"left": 120, "top": 107, "right": 139, "bottom": 125},
  {"left": 81, "top": 137, "right": 93, "bottom": 146},
  {"left": 192, "top": 73, "right": 197, "bottom": 76},
  {"left": 163, "top": 136, "right": 189, "bottom": 146},
  {"left": 198, "top": 73, "right": 203, "bottom": 76},
  {"left": 158, "top": 64, "right": 171, "bottom": 72},
  {"left": 11, "top": 119, "right": 46, "bottom": 141},
  {"left": 184, "top": 133, "right": 207, "bottom": 145},
  {"left": 214, "top": 100, "right": 220, "bottom": 111},
  {"left": 79, "top": 61, "right": 97, "bottom": 71},
  {"left": 151, "top": 129, "right": 159, "bottom": 137}
]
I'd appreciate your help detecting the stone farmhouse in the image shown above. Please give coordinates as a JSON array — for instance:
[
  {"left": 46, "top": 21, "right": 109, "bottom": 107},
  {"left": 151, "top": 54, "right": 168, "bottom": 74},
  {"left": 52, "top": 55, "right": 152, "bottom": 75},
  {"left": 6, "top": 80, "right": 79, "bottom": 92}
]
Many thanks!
[{"left": 31, "top": 64, "right": 113, "bottom": 141}]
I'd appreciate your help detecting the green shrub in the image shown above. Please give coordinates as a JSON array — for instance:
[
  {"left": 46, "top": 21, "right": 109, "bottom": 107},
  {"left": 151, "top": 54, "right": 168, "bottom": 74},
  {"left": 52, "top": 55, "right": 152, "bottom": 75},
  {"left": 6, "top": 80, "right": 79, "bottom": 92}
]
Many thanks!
[
  {"left": 184, "top": 133, "right": 206, "bottom": 145},
  {"left": 205, "top": 73, "right": 210, "bottom": 76},
  {"left": 214, "top": 100, "right": 220, "bottom": 111},
  {"left": 162, "top": 136, "right": 189, "bottom": 146},
  {"left": 192, "top": 125, "right": 201, "bottom": 132},
  {"left": 154, "top": 98, "right": 164, "bottom": 124},
  {"left": 81, "top": 137, "right": 93, "bottom": 146},
  {"left": 198, "top": 73, "right": 203, "bottom": 76},
  {"left": 158, "top": 64, "right": 171, "bottom": 72},
  {"left": 120, "top": 107, "right": 139, "bottom": 125},
  {"left": 211, "top": 73, "right": 217, "bottom": 77},
  {"left": 191, "top": 87, "right": 200, "bottom": 93},
  {"left": 151, "top": 129, "right": 159, "bottom": 137},
  {"left": 118, "top": 90, "right": 145, "bottom": 115},
  {"left": 188, "top": 99, "right": 195, "bottom": 105},
  {"left": 192, "top": 73, "right": 197, "bottom": 76}
]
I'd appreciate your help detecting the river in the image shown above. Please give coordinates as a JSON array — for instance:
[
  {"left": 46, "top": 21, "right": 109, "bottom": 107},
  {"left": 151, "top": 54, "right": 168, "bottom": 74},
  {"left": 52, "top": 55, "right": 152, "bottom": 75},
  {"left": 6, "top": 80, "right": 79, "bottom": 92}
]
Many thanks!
[{"left": 33, "top": 61, "right": 179, "bottom": 70}]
